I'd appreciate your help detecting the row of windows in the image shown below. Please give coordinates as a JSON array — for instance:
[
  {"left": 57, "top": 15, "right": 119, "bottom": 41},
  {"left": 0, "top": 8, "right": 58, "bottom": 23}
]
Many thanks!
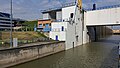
[
  {"left": 39, "top": 23, "right": 51, "bottom": 27},
  {"left": 0, "top": 25, "right": 13, "bottom": 27},
  {"left": 0, "top": 22, "right": 11, "bottom": 24},
  {"left": 51, "top": 26, "right": 65, "bottom": 32},
  {"left": 0, "top": 17, "right": 10, "bottom": 21}
]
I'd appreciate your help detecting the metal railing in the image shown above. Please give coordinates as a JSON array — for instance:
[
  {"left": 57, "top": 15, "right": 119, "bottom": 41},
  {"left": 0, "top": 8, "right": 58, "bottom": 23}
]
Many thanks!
[
  {"left": 0, "top": 37, "right": 53, "bottom": 49},
  {"left": 18, "top": 38, "right": 51, "bottom": 45},
  {"left": 53, "top": 19, "right": 62, "bottom": 22},
  {"left": 84, "top": 4, "right": 120, "bottom": 11},
  {"left": 51, "top": 28, "right": 67, "bottom": 32}
]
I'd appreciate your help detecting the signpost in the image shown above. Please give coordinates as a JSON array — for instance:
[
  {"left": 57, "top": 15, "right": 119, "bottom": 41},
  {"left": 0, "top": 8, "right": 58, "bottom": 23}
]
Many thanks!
[{"left": 13, "top": 38, "right": 18, "bottom": 47}]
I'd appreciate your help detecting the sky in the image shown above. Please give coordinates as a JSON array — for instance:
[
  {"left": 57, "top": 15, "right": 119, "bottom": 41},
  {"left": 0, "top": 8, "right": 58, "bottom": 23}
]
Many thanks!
[{"left": 0, "top": 0, "right": 120, "bottom": 20}]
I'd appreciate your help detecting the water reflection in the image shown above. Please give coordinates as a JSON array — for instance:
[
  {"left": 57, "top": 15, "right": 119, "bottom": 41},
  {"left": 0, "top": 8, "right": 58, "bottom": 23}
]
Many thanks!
[{"left": 10, "top": 35, "right": 120, "bottom": 68}]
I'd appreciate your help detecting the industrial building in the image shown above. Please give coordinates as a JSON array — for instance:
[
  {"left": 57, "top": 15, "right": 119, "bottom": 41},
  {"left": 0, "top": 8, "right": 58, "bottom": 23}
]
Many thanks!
[
  {"left": 37, "top": 19, "right": 52, "bottom": 32},
  {"left": 37, "top": 2, "right": 75, "bottom": 32},
  {"left": 0, "top": 12, "right": 25, "bottom": 31},
  {"left": 49, "top": 4, "right": 87, "bottom": 50},
  {"left": 40, "top": 1, "right": 118, "bottom": 50},
  {"left": 37, "top": 6, "right": 62, "bottom": 32},
  {"left": 0, "top": 12, "right": 13, "bottom": 30}
]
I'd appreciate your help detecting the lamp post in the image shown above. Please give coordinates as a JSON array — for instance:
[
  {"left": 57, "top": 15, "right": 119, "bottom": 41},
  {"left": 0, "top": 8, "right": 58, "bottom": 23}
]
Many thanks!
[{"left": 10, "top": 0, "right": 13, "bottom": 47}]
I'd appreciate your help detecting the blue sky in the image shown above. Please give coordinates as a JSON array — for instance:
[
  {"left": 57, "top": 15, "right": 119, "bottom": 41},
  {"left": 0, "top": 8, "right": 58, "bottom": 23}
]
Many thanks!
[{"left": 0, "top": 0, "right": 120, "bottom": 20}]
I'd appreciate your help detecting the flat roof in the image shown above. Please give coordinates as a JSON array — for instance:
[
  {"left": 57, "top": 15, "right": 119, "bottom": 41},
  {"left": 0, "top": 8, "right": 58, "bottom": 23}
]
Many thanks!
[
  {"left": 41, "top": 7, "right": 62, "bottom": 13},
  {"left": 41, "top": 2, "right": 76, "bottom": 13},
  {"left": 38, "top": 19, "right": 51, "bottom": 21}
]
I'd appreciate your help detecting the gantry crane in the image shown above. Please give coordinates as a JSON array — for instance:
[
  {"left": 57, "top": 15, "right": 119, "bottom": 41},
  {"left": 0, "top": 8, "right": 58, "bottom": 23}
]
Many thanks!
[{"left": 78, "top": 0, "right": 82, "bottom": 10}]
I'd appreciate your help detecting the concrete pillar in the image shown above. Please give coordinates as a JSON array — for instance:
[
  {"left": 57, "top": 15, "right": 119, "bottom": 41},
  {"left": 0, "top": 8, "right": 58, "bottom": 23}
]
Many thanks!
[{"left": 94, "top": 26, "right": 97, "bottom": 42}]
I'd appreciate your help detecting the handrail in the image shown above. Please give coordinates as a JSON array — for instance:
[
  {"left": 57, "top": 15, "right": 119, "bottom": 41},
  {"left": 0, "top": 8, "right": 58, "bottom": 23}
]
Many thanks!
[{"left": 84, "top": 4, "right": 120, "bottom": 11}]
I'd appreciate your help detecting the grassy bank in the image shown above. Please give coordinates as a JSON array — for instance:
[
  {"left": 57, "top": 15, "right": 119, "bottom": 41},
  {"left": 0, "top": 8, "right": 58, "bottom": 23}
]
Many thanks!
[
  {"left": 0, "top": 31, "right": 50, "bottom": 47},
  {"left": 0, "top": 31, "right": 47, "bottom": 40}
]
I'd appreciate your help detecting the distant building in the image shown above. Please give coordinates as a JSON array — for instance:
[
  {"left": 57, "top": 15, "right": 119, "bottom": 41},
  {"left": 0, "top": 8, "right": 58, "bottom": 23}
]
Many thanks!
[
  {"left": 37, "top": 19, "right": 52, "bottom": 32},
  {"left": 0, "top": 12, "right": 25, "bottom": 31},
  {"left": 0, "top": 12, "right": 13, "bottom": 30},
  {"left": 42, "top": 9, "right": 62, "bottom": 21},
  {"left": 37, "top": 7, "right": 63, "bottom": 32},
  {"left": 113, "top": 29, "right": 120, "bottom": 34},
  {"left": 37, "top": 2, "right": 76, "bottom": 32}
]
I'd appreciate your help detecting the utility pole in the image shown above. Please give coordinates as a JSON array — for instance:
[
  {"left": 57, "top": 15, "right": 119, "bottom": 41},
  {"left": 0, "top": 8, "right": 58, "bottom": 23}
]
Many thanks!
[{"left": 10, "top": 0, "right": 13, "bottom": 47}]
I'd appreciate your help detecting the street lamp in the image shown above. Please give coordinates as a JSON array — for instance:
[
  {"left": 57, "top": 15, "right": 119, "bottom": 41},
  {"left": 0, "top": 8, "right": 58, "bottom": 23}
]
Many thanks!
[{"left": 10, "top": 0, "right": 13, "bottom": 47}]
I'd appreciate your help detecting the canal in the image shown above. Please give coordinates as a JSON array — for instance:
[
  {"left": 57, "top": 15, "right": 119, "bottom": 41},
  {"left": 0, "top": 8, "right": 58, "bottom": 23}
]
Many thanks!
[{"left": 10, "top": 35, "right": 119, "bottom": 68}]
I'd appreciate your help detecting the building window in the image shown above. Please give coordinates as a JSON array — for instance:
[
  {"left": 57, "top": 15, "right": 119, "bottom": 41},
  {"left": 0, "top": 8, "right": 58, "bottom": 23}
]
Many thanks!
[
  {"left": 70, "top": 13, "right": 74, "bottom": 18},
  {"left": 78, "top": 18, "right": 80, "bottom": 21},
  {"left": 73, "top": 42, "right": 74, "bottom": 48},
  {"left": 45, "top": 24, "right": 49, "bottom": 28},
  {"left": 40, "top": 24, "right": 42, "bottom": 25},
  {"left": 49, "top": 23, "right": 51, "bottom": 26},
  {"left": 46, "top": 23, "right": 49, "bottom": 26},
  {"left": 76, "top": 36, "right": 78, "bottom": 42},
  {"left": 43, "top": 24, "right": 45, "bottom": 26},
  {"left": 61, "top": 26, "right": 64, "bottom": 31},
  {"left": 39, "top": 24, "right": 42, "bottom": 27}
]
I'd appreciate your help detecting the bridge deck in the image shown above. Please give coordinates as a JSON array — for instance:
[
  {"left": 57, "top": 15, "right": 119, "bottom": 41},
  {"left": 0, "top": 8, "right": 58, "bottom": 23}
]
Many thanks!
[{"left": 85, "top": 7, "right": 120, "bottom": 26}]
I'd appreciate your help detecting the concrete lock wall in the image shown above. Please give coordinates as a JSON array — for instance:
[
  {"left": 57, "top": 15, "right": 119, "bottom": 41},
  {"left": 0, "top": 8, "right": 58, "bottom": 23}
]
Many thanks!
[
  {"left": 83, "top": 11, "right": 90, "bottom": 44},
  {"left": 65, "top": 6, "right": 84, "bottom": 50},
  {"left": 0, "top": 41, "right": 65, "bottom": 67}
]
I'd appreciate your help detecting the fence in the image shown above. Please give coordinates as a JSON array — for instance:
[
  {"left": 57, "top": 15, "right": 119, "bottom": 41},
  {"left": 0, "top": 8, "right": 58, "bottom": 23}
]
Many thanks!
[
  {"left": 0, "top": 37, "right": 54, "bottom": 49},
  {"left": 18, "top": 37, "right": 51, "bottom": 45}
]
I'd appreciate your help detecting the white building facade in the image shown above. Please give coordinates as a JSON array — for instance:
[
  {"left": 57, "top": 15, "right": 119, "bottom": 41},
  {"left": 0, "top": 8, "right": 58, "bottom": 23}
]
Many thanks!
[
  {"left": 50, "top": 5, "right": 90, "bottom": 50},
  {"left": 50, "top": 22, "right": 67, "bottom": 41},
  {"left": 49, "top": 4, "right": 120, "bottom": 50}
]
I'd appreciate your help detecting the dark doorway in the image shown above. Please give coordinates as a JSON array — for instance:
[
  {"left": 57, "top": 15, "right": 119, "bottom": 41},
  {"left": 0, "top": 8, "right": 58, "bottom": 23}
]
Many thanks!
[
  {"left": 55, "top": 35, "right": 58, "bottom": 41},
  {"left": 73, "top": 42, "right": 74, "bottom": 48},
  {"left": 61, "top": 26, "right": 64, "bottom": 31}
]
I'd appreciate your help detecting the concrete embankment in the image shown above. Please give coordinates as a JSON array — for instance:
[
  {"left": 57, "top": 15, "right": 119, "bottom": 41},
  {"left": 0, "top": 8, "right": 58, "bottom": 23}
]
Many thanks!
[{"left": 0, "top": 41, "right": 65, "bottom": 68}]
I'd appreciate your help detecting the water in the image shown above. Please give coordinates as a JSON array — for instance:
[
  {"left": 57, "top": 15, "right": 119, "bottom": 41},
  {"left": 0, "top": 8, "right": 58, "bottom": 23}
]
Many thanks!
[{"left": 10, "top": 35, "right": 120, "bottom": 68}]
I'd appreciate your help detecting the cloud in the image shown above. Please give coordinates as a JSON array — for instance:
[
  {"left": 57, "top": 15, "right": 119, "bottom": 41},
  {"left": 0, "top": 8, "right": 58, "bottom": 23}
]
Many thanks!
[
  {"left": 0, "top": 0, "right": 77, "bottom": 20},
  {"left": 0, "top": 0, "right": 120, "bottom": 20}
]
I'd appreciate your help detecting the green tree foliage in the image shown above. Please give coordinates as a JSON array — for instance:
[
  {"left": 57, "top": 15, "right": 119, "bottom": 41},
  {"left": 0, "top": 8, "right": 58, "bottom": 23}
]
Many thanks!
[{"left": 23, "top": 20, "right": 38, "bottom": 31}]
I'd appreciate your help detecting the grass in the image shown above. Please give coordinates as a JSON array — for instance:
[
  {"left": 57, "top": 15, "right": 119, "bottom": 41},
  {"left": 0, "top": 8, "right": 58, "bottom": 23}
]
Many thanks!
[
  {"left": 0, "top": 31, "right": 48, "bottom": 46},
  {"left": 0, "top": 31, "right": 47, "bottom": 40}
]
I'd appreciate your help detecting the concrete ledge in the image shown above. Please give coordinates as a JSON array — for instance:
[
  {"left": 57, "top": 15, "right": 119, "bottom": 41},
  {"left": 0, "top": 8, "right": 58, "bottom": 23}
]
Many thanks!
[{"left": 0, "top": 41, "right": 65, "bottom": 68}]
